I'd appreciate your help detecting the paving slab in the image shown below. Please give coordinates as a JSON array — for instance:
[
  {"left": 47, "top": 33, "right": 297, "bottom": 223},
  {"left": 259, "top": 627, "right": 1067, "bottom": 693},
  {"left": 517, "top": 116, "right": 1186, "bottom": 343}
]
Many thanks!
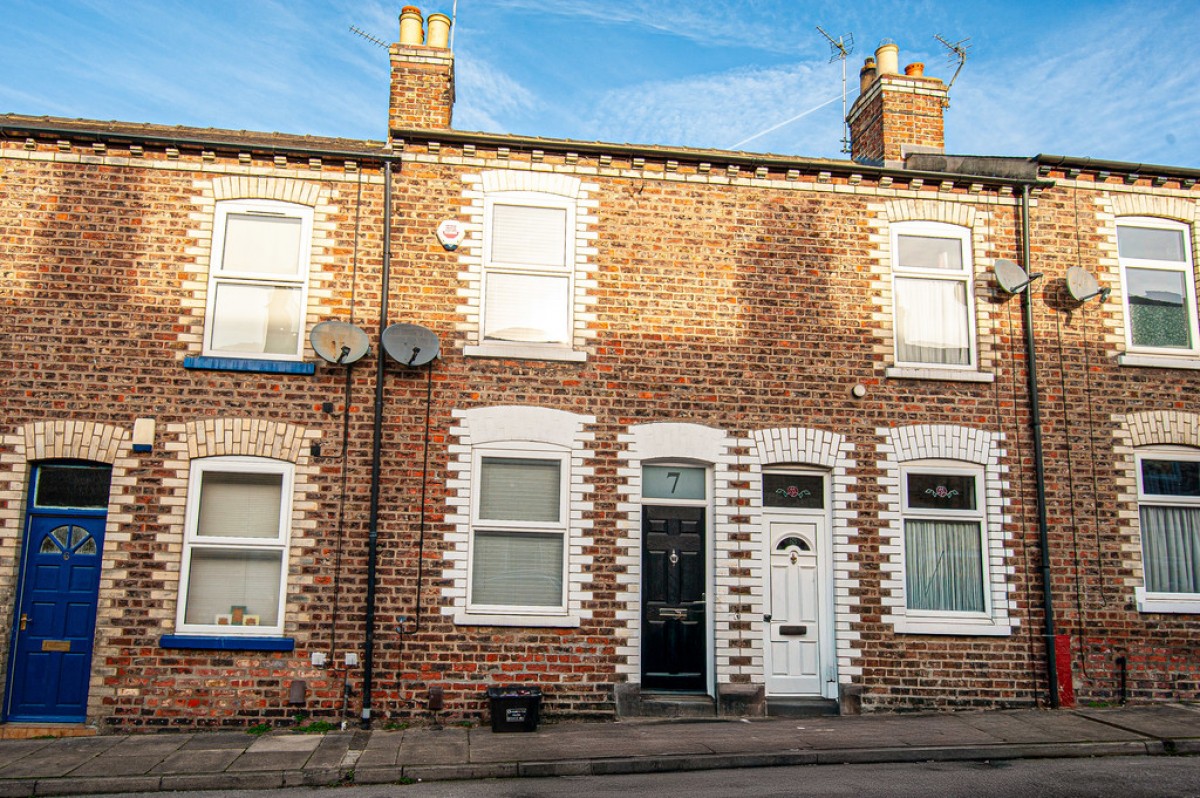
[
  {"left": 177, "top": 732, "right": 252, "bottom": 751},
  {"left": 149, "top": 748, "right": 241, "bottom": 774},
  {"left": 246, "top": 734, "right": 323, "bottom": 753},
  {"left": 0, "top": 741, "right": 52, "bottom": 770},
  {"left": 65, "top": 754, "right": 169, "bottom": 778},
  {"left": 303, "top": 733, "right": 353, "bottom": 771},
  {"left": 0, "top": 738, "right": 120, "bottom": 779},
  {"left": 396, "top": 727, "right": 468, "bottom": 765},
  {"left": 353, "top": 730, "right": 404, "bottom": 768},
  {"left": 1075, "top": 705, "right": 1200, "bottom": 739},
  {"left": 105, "top": 736, "right": 190, "bottom": 757}
]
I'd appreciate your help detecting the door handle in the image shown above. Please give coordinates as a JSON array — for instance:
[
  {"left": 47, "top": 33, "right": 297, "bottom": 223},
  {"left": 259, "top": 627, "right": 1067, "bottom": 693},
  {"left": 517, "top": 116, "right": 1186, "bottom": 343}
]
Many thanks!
[
  {"left": 763, "top": 614, "right": 772, "bottom": 623},
  {"left": 19, "top": 613, "right": 28, "bottom": 631},
  {"left": 668, "top": 550, "right": 679, "bottom": 566}
]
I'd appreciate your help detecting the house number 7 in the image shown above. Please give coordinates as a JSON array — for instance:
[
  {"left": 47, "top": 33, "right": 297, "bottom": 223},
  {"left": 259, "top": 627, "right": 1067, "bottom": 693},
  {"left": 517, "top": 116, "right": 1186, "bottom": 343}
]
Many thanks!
[{"left": 667, "top": 471, "right": 680, "bottom": 493}]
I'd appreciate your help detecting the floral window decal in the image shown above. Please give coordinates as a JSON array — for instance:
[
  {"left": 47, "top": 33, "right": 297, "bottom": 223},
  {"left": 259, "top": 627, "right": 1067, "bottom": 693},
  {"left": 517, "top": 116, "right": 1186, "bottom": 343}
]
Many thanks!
[
  {"left": 907, "top": 473, "right": 976, "bottom": 511},
  {"left": 763, "top": 473, "right": 824, "bottom": 509}
]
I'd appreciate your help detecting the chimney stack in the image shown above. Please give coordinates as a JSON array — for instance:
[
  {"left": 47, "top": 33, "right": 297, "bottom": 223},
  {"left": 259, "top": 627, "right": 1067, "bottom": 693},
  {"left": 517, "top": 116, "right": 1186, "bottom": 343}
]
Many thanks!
[
  {"left": 846, "top": 39, "right": 947, "bottom": 166},
  {"left": 389, "top": 6, "right": 455, "bottom": 138}
]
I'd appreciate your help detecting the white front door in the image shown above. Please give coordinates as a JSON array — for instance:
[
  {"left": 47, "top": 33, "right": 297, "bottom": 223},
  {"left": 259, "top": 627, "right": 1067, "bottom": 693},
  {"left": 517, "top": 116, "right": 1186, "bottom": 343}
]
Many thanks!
[{"left": 764, "top": 520, "right": 823, "bottom": 695}]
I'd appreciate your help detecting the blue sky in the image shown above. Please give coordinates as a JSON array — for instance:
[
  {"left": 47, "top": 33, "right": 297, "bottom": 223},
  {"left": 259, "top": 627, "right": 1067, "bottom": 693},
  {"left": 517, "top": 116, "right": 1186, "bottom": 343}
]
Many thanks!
[{"left": 3, "top": 0, "right": 1198, "bottom": 167}]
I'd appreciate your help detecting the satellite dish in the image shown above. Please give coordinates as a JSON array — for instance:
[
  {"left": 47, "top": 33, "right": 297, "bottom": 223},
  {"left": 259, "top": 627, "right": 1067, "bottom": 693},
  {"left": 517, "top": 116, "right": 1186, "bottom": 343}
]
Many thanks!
[
  {"left": 382, "top": 323, "right": 440, "bottom": 367},
  {"left": 993, "top": 259, "right": 1040, "bottom": 294},
  {"left": 1065, "top": 266, "right": 1111, "bottom": 303},
  {"left": 311, "top": 320, "right": 370, "bottom": 365}
]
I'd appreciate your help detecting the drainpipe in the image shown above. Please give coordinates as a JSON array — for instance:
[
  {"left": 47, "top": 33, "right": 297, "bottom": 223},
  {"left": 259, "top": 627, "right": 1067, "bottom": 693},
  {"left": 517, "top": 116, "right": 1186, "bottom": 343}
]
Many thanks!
[
  {"left": 362, "top": 159, "right": 393, "bottom": 728},
  {"left": 1020, "top": 183, "right": 1060, "bottom": 708}
]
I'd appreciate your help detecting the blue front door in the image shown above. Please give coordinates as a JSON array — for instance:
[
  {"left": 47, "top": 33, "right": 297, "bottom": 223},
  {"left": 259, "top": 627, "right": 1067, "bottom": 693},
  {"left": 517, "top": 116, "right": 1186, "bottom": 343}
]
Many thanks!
[{"left": 5, "top": 462, "right": 110, "bottom": 723}]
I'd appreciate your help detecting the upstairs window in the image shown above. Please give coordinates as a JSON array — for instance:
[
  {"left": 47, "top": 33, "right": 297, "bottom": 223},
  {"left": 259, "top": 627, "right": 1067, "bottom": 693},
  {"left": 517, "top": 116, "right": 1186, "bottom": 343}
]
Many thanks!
[
  {"left": 892, "top": 222, "right": 974, "bottom": 368},
  {"left": 1118, "top": 219, "right": 1197, "bottom": 355},
  {"left": 204, "top": 200, "right": 313, "bottom": 360},
  {"left": 482, "top": 194, "right": 574, "bottom": 347}
]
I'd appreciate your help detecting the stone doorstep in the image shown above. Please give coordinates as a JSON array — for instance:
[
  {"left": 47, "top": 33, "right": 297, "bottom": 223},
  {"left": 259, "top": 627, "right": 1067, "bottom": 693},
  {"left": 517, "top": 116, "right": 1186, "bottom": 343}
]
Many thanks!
[{"left": 0, "top": 726, "right": 97, "bottom": 740}]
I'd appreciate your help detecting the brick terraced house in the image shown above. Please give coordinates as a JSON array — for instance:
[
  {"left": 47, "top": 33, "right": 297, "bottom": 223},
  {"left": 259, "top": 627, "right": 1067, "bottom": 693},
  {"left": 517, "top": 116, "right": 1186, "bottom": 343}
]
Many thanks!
[{"left": 0, "top": 9, "right": 1197, "bottom": 733}]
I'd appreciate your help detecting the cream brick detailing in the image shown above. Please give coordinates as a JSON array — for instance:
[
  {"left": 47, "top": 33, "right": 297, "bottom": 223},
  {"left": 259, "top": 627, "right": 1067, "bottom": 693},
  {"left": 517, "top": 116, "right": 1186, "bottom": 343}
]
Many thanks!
[
  {"left": 0, "top": 420, "right": 136, "bottom": 723},
  {"left": 1111, "top": 194, "right": 1197, "bottom": 223},
  {"left": 876, "top": 425, "right": 1014, "bottom": 633},
  {"left": 480, "top": 170, "right": 582, "bottom": 198},
  {"left": 884, "top": 199, "right": 977, "bottom": 227},
  {"left": 749, "top": 428, "right": 862, "bottom": 683},
  {"left": 457, "top": 170, "right": 598, "bottom": 354},
  {"left": 179, "top": 176, "right": 335, "bottom": 360},
  {"left": 211, "top": 176, "right": 321, "bottom": 206},
  {"left": 176, "top": 418, "right": 312, "bottom": 461},
  {"left": 613, "top": 423, "right": 739, "bottom": 684},
  {"left": 156, "top": 417, "right": 320, "bottom": 638},
  {"left": 1114, "top": 410, "right": 1200, "bottom": 588},
  {"left": 443, "top": 405, "right": 597, "bottom": 623},
  {"left": 868, "top": 206, "right": 998, "bottom": 376}
]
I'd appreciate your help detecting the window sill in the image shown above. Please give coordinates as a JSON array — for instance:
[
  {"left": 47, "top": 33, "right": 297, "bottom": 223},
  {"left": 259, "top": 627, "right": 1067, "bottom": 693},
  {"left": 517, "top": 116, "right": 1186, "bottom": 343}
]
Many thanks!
[
  {"left": 1117, "top": 353, "right": 1200, "bottom": 370},
  {"left": 465, "top": 344, "right": 587, "bottom": 363},
  {"left": 886, "top": 367, "right": 994, "bottom": 383},
  {"left": 1136, "top": 589, "right": 1200, "bottom": 614},
  {"left": 184, "top": 356, "right": 316, "bottom": 375},
  {"left": 892, "top": 618, "right": 1011, "bottom": 636},
  {"left": 159, "top": 634, "right": 295, "bottom": 651},
  {"left": 454, "top": 611, "right": 581, "bottom": 628}
]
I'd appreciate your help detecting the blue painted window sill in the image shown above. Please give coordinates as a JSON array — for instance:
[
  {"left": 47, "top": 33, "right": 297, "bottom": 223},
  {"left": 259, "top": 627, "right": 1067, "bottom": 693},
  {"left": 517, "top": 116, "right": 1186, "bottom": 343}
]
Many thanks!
[
  {"left": 183, "top": 357, "right": 315, "bottom": 375},
  {"left": 159, "top": 635, "right": 295, "bottom": 652}
]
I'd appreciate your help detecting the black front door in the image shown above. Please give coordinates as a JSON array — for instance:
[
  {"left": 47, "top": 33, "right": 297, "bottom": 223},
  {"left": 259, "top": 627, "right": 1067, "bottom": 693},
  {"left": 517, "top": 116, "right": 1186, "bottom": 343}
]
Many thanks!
[{"left": 641, "top": 505, "right": 706, "bottom": 692}]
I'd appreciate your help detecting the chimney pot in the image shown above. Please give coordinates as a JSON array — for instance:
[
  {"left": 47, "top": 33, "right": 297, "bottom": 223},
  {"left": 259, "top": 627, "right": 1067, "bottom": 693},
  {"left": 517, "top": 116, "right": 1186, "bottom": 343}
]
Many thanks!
[
  {"left": 426, "top": 12, "right": 452, "bottom": 49},
  {"left": 399, "top": 6, "right": 424, "bottom": 45},
  {"left": 904, "top": 62, "right": 925, "bottom": 77},
  {"left": 875, "top": 40, "right": 899, "bottom": 76},
  {"left": 859, "top": 57, "right": 877, "bottom": 94}
]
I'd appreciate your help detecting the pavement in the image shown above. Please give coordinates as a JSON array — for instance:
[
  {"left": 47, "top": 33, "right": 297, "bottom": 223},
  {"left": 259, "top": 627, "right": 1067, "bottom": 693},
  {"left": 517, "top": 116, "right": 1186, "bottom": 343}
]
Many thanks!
[{"left": 0, "top": 704, "right": 1197, "bottom": 795}]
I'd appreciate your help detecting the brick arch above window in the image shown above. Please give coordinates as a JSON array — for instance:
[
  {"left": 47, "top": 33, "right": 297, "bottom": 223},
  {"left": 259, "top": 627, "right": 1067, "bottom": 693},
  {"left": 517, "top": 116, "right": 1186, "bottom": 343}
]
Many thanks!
[
  {"left": 750, "top": 427, "right": 848, "bottom": 469},
  {"left": 479, "top": 169, "right": 581, "bottom": 198},
  {"left": 211, "top": 176, "right": 321, "bottom": 206},
  {"left": 887, "top": 423, "right": 1000, "bottom": 465},
  {"left": 1123, "top": 410, "right": 1200, "bottom": 449},
  {"left": 884, "top": 199, "right": 977, "bottom": 227},
  {"left": 20, "top": 420, "right": 129, "bottom": 464},
  {"left": 177, "top": 418, "right": 313, "bottom": 462},
  {"left": 1111, "top": 194, "right": 1197, "bottom": 224}
]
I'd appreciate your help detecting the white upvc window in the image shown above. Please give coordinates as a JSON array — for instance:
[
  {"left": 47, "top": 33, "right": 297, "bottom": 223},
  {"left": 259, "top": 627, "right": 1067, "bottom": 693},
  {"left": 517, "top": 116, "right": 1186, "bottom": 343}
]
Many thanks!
[
  {"left": 1135, "top": 448, "right": 1200, "bottom": 613},
  {"left": 1118, "top": 218, "right": 1198, "bottom": 356},
  {"left": 900, "top": 462, "right": 990, "bottom": 621},
  {"left": 467, "top": 448, "right": 568, "bottom": 614},
  {"left": 177, "top": 457, "right": 293, "bottom": 636},
  {"left": 204, "top": 199, "right": 313, "bottom": 360},
  {"left": 891, "top": 222, "right": 975, "bottom": 368},
  {"left": 481, "top": 193, "right": 575, "bottom": 348}
]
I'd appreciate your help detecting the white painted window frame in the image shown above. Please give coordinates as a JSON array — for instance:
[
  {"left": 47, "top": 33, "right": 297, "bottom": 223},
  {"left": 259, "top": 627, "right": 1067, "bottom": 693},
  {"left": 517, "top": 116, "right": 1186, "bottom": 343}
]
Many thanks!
[
  {"left": 203, "top": 199, "right": 313, "bottom": 360},
  {"left": 1134, "top": 446, "right": 1200, "bottom": 613},
  {"left": 890, "top": 221, "right": 976, "bottom": 371},
  {"left": 1117, "top": 217, "right": 1199, "bottom": 359},
  {"left": 478, "top": 191, "right": 577, "bottom": 357},
  {"left": 176, "top": 456, "right": 293, "bottom": 636},
  {"left": 898, "top": 460, "right": 996, "bottom": 630},
  {"left": 466, "top": 443, "right": 570, "bottom": 616}
]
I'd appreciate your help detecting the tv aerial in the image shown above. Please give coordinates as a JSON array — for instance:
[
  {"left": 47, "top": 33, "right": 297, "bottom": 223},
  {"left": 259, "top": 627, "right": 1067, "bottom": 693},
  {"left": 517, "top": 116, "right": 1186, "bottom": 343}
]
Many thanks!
[
  {"left": 933, "top": 34, "right": 971, "bottom": 102},
  {"left": 816, "top": 26, "right": 855, "bottom": 154},
  {"left": 349, "top": 25, "right": 389, "bottom": 49},
  {"left": 382, "top": 323, "right": 440, "bottom": 368},
  {"left": 311, "top": 320, "right": 371, "bottom": 365},
  {"left": 993, "top": 259, "right": 1042, "bottom": 295}
]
